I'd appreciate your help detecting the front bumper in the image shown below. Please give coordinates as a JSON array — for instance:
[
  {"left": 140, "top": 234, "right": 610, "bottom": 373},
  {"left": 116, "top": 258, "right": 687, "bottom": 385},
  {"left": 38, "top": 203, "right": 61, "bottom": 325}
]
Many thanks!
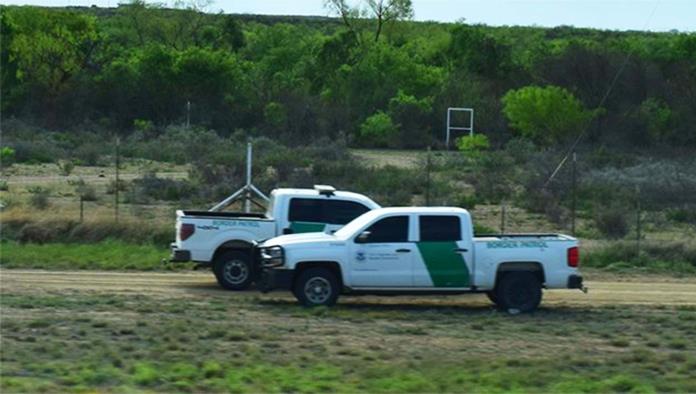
[
  {"left": 258, "top": 268, "right": 294, "bottom": 293},
  {"left": 169, "top": 243, "right": 191, "bottom": 263}
]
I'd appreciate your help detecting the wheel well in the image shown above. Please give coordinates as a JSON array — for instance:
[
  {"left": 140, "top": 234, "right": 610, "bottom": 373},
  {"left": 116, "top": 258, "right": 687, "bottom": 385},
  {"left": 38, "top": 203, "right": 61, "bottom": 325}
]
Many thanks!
[
  {"left": 495, "top": 262, "right": 545, "bottom": 286},
  {"left": 294, "top": 261, "right": 343, "bottom": 289},
  {"left": 212, "top": 240, "right": 254, "bottom": 262}
]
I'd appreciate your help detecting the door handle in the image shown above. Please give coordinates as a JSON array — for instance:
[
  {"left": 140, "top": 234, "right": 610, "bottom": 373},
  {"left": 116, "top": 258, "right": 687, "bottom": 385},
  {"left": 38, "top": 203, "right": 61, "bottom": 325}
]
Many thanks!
[
  {"left": 395, "top": 249, "right": 411, "bottom": 253},
  {"left": 453, "top": 248, "right": 469, "bottom": 253}
]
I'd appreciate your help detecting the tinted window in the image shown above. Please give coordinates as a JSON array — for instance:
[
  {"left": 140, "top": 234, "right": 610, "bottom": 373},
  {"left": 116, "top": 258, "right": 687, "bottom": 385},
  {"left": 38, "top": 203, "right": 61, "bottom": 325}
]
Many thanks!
[
  {"left": 324, "top": 200, "right": 370, "bottom": 225},
  {"left": 289, "top": 198, "right": 370, "bottom": 224},
  {"left": 288, "top": 199, "right": 324, "bottom": 222},
  {"left": 420, "top": 215, "right": 461, "bottom": 241},
  {"left": 361, "top": 216, "right": 409, "bottom": 243}
]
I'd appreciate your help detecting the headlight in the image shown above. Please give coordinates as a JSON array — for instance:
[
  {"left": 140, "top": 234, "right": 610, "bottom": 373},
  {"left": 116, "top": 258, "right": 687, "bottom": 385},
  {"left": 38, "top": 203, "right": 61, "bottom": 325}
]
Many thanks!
[{"left": 260, "top": 246, "right": 284, "bottom": 266}]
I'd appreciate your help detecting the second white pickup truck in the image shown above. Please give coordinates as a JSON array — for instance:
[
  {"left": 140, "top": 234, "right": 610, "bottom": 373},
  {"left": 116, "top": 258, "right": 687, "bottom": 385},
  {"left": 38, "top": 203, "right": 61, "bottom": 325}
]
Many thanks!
[
  {"left": 257, "top": 207, "right": 584, "bottom": 312},
  {"left": 170, "top": 186, "right": 380, "bottom": 290}
]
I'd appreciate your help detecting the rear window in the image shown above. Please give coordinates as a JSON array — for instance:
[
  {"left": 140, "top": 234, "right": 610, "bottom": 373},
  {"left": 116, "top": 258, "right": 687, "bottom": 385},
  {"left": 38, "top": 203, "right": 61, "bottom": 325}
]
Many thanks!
[
  {"left": 289, "top": 198, "right": 370, "bottom": 224},
  {"left": 419, "top": 215, "right": 461, "bottom": 241}
]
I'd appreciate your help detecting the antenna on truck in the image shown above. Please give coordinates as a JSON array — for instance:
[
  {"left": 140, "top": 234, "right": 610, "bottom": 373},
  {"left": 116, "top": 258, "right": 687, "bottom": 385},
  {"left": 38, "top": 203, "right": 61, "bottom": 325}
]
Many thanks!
[{"left": 209, "top": 142, "right": 270, "bottom": 213}]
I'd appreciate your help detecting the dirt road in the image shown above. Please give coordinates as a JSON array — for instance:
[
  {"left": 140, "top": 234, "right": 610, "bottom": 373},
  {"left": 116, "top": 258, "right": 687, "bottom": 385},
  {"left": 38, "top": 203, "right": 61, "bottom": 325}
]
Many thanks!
[{"left": 3, "top": 269, "right": 695, "bottom": 307}]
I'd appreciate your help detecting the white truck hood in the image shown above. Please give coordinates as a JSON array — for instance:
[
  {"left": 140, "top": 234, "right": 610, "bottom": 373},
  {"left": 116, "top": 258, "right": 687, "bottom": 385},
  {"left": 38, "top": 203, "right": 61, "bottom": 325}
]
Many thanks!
[{"left": 261, "top": 232, "right": 337, "bottom": 247}]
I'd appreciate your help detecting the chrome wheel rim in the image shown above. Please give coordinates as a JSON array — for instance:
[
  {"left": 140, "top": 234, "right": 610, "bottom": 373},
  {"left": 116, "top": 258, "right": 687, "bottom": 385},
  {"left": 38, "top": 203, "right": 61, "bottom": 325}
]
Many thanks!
[
  {"left": 223, "top": 260, "right": 248, "bottom": 285},
  {"left": 304, "top": 277, "right": 331, "bottom": 304}
]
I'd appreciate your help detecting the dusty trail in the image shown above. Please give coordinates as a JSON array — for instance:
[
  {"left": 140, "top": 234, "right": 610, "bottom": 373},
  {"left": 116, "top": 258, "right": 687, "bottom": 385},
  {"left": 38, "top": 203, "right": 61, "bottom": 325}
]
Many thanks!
[{"left": 2, "top": 269, "right": 696, "bottom": 307}]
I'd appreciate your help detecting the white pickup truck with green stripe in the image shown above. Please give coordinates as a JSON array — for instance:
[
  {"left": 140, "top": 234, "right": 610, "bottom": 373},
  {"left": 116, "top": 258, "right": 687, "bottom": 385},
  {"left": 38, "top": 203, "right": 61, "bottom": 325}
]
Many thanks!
[
  {"left": 258, "top": 207, "right": 584, "bottom": 312},
  {"left": 170, "top": 186, "right": 379, "bottom": 290}
]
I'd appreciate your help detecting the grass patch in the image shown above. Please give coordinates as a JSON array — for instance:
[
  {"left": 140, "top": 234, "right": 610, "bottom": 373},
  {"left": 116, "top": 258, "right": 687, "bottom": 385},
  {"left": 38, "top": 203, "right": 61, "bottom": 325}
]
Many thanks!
[
  {"left": 583, "top": 241, "right": 696, "bottom": 274},
  {"left": 0, "top": 240, "right": 175, "bottom": 270},
  {"left": 2, "top": 291, "right": 696, "bottom": 393}
]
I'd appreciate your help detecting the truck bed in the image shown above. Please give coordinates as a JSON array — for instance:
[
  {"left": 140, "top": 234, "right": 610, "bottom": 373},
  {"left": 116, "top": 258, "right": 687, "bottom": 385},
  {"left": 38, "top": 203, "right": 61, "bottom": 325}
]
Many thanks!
[{"left": 180, "top": 210, "right": 269, "bottom": 220}]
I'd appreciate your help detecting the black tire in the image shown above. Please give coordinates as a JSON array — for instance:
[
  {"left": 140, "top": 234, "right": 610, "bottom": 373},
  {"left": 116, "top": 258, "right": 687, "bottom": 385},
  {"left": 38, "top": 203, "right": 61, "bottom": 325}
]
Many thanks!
[
  {"left": 293, "top": 267, "right": 339, "bottom": 307},
  {"left": 485, "top": 291, "right": 498, "bottom": 305},
  {"left": 213, "top": 250, "right": 253, "bottom": 290},
  {"left": 494, "top": 272, "right": 542, "bottom": 313}
]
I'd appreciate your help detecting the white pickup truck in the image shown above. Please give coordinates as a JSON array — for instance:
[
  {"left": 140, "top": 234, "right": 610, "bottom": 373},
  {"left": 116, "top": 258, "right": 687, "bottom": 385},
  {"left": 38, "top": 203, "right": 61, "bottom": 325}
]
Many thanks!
[
  {"left": 170, "top": 186, "right": 380, "bottom": 290},
  {"left": 257, "top": 207, "right": 584, "bottom": 312}
]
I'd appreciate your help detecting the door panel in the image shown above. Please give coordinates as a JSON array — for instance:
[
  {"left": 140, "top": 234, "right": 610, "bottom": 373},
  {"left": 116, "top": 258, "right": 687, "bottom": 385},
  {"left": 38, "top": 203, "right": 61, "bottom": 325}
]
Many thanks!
[
  {"left": 414, "top": 241, "right": 471, "bottom": 287},
  {"left": 350, "top": 242, "right": 413, "bottom": 287}
]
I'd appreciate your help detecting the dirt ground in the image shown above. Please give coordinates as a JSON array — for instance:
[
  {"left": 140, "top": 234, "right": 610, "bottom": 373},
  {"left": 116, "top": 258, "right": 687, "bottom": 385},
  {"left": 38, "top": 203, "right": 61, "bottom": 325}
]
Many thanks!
[{"left": 3, "top": 269, "right": 696, "bottom": 307}]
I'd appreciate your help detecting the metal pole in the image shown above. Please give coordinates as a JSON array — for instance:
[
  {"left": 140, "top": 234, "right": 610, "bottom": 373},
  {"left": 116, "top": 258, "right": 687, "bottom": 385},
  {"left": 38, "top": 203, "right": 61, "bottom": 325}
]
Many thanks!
[
  {"left": 115, "top": 137, "right": 120, "bottom": 222},
  {"left": 445, "top": 109, "right": 450, "bottom": 149},
  {"left": 636, "top": 185, "right": 641, "bottom": 257},
  {"left": 245, "top": 142, "right": 252, "bottom": 213},
  {"left": 425, "top": 147, "right": 431, "bottom": 206},
  {"left": 80, "top": 195, "right": 84, "bottom": 223},
  {"left": 571, "top": 152, "right": 577, "bottom": 236}
]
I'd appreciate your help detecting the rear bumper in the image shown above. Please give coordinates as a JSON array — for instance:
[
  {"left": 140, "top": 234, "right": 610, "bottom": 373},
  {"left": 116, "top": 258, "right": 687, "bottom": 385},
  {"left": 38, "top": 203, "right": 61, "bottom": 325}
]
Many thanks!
[
  {"left": 258, "top": 268, "right": 294, "bottom": 293},
  {"left": 567, "top": 274, "right": 584, "bottom": 290},
  {"left": 169, "top": 243, "right": 191, "bottom": 263}
]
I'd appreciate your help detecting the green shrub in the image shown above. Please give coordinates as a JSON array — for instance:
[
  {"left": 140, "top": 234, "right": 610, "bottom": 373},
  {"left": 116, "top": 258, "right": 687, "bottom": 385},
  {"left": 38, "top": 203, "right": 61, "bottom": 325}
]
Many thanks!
[
  {"left": 359, "top": 111, "right": 398, "bottom": 148},
  {"left": 457, "top": 134, "right": 490, "bottom": 156},
  {"left": 27, "top": 186, "right": 50, "bottom": 210},
  {"left": 1, "top": 147, "right": 16, "bottom": 167},
  {"left": 594, "top": 207, "right": 629, "bottom": 239},
  {"left": 666, "top": 208, "right": 696, "bottom": 224},
  {"left": 0, "top": 180, "right": 8, "bottom": 191},
  {"left": 60, "top": 160, "right": 75, "bottom": 176}
]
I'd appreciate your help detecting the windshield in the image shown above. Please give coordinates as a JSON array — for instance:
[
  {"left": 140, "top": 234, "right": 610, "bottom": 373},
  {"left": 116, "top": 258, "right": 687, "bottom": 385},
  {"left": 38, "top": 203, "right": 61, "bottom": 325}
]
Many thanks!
[{"left": 334, "top": 210, "right": 382, "bottom": 239}]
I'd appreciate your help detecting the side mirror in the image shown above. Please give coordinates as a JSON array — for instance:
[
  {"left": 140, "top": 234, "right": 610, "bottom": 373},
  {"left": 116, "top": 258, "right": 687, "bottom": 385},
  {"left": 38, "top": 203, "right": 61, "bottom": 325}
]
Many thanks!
[{"left": 356, "top": 231, "right": 371, "bottom": 243}]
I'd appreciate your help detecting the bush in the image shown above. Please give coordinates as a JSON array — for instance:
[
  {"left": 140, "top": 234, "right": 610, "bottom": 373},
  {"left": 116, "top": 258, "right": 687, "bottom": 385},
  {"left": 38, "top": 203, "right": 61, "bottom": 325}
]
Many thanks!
[
  {"left": 666, "top": 208, "right": 696, "bottom": 224},
  {"left": 69, "top": 179, "right": 98, "bottom": 201},
  {"left": 1, "top": 147, "right": 16, "bottom": 168},
  {"left": 456, "top": 134, "right": 490, "bottom": 157},
  {"left": 0, "top": 180, "right": 8, "bottom": 191},
  {"left": 27, "top": 186, "right": 50, "bottom": 210},
  {"left": 583, "top": 241, "right": 696, "bottom": 273},
  {"left": 594, "top": 207, "right": 629, "bottom": 239},
  {"left": 60, "top": 160, "right": 75, "bottom": 176},
  {"left": 129, "top": 172, "right": 196, "bottom": 202},
  {"left": 358, "top": 111, "right": 398, "bottom": 148}
]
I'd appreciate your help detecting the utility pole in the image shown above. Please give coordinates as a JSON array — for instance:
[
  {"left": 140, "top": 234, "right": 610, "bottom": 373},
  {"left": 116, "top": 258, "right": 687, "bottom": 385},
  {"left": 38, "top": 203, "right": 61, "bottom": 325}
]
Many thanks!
[
  {"left": 571, "top": 152, "right": 577, "bottom": 236},
  {"left": 115, "top": 137, "right": 120, "bottom": 222}
]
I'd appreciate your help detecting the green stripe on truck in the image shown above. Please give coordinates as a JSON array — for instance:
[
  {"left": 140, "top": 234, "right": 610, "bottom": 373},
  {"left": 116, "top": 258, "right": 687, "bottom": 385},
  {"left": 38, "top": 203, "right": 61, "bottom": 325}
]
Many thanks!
[
  {"left": 416, "top": 241, "right": 470, "bottom": 287},
  {"left": 290, "top": 222, "right": 326, "bottom": 233}
]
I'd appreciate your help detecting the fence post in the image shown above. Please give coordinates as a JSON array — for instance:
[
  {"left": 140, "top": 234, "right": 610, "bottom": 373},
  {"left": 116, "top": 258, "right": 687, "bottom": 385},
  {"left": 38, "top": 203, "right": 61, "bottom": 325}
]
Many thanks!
[
  {"left": 80, "top": 195, "right": 84, "bottom": 223},
  {"left": 500, "top": 203, "right": 506, "bottom": 234},
  {"left": 115, "top": 136, "right": 120, "bottom": 222},
  {"left": 571, "top": 152, "right": 577, "bottom": 236}
]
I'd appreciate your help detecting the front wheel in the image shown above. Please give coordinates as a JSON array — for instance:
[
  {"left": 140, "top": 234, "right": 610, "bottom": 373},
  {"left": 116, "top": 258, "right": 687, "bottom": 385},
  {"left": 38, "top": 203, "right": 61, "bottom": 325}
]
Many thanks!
[
  {"left": 213, "top": 250, "right": 253, "bottom": 290},
  {"left": 293, "top": 268, "right": 339, "bottom": 307},
  {"left": 495, "top": 272, "right": 542, "bottom": 313}
]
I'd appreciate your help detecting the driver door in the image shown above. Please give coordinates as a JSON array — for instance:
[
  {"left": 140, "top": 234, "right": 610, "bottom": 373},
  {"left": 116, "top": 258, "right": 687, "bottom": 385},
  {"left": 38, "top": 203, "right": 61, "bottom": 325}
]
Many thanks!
[{"left": 349, "top": 215, "right": 414, "bottom": 287}]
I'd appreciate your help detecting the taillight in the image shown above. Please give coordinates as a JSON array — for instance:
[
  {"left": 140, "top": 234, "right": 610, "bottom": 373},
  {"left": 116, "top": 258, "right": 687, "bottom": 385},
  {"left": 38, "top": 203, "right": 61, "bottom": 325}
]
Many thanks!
[
  {"left": 567, "top": 246, "right": 579, "bottom": 267},
  {"left": 180, "top": 223, "right": 195, "bottom": 241}
]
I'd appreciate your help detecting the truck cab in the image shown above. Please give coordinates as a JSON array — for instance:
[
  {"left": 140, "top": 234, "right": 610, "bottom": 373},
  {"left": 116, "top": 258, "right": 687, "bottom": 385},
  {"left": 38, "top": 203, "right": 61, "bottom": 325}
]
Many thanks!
[
  {"left": 170, "top": 186, "right": 380, "bottom": 290},
  {"left": 257, "top": 207, "right": 583, "bottom": 312}
]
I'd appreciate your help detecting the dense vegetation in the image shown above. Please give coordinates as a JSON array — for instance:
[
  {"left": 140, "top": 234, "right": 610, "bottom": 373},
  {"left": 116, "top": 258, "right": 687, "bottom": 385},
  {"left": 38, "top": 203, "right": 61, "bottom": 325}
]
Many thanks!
[{"left": 1, "top": 2, "right": 695, "bottom": 148}]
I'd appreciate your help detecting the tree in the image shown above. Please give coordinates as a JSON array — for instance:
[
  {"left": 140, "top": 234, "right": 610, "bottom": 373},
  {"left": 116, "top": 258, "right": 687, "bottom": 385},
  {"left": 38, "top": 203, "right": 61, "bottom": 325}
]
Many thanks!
[
  {"left": 7, "top": 7, "right": 99, "bottom": 126},
  {"left": 502, "top": 85, "right": 595, "bottom": 145},
  {"left": 448, "top": 24, "right": 513, "bottom": 79},
  {"left": 324, "top": 0, "right": 413, "bottom": 42}
]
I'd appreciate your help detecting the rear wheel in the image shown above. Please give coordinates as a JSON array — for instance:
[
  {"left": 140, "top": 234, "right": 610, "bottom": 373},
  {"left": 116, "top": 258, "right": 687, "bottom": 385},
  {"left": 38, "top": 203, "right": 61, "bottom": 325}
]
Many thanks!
[
  {"left": 213, "top": 250, "right": 253, "bottom": 290},
  {"left": 293, "top": 268, "right": 339, "bottom": 307},
  {"left": 495, "top": 272, "right": 542, "bottom": 313}
]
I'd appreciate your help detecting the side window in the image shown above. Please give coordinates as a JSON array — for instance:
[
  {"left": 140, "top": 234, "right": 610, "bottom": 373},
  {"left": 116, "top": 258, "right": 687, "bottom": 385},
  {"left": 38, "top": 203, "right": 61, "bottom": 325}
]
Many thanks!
[
  {"left": 324, "top": 200, "right": 370, "bottom": 225},
  {"left": 288, "top": 198, "right": 324, "bottom": 222},
  {"left": 360, "top": 216, "right": 409, "bottom": 243},
  {"left": 420, "top": 215, "right": 461, "bottom": 241}
]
